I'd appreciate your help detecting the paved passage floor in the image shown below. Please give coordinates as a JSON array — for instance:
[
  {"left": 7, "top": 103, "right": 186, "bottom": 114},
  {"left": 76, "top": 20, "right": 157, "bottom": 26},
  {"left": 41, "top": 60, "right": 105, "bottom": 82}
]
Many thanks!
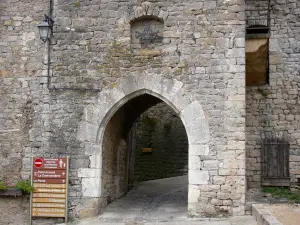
[{"left": 70, "top": 176, "right": 258, "bottom": 225}]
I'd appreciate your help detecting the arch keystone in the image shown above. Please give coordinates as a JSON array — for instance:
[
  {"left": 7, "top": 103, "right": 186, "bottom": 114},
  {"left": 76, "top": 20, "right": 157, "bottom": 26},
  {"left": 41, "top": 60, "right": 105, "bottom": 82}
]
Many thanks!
[
  {"left": 130, "top": 2, "right": 166, "bottom": 22},
  {"left": 121, "top": 74, "right": 139, "bottom": 95},
  {"left": 136, "top": 72, "right": 163, "bottom": 93}
]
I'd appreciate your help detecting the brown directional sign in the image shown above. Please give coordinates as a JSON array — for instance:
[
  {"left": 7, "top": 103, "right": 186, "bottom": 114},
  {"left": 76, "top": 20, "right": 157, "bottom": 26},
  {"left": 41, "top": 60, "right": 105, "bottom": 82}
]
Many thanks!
[
  {"left": 33, "top": 178, "right": 66, "bottom": 184},
  {"left": 33, "top": 208, "right": 65, "bottom": 213},
  {"left": 34, "top": 188, "right": 66, "bottom": 193},
  {"left": 32, "top": 198, "right": 66, "bottom": 203},
  {"left": 32, "top": 208, "right": 66, "bottom": 217},
  {"left": 31, "top": 157, "right": 69, "bottom": 223},
  {"left": 33, "top": 183, "right": 66, "bottom": 189},
  {"left": 33, "top": 169, "right": 66, "bottom": 179},
  {"left": 32, "top": 203, "right": 65, "bottom": 208},
  {"left": 33, "top": 193, "right": 66, "bottom": 198}
]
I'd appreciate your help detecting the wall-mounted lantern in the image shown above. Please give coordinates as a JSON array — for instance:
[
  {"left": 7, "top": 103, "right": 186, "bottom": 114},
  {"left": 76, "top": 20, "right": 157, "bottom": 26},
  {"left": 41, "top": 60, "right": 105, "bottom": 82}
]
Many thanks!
[{"left": 37, "top": 14, "right": 54, "bottom": 42}]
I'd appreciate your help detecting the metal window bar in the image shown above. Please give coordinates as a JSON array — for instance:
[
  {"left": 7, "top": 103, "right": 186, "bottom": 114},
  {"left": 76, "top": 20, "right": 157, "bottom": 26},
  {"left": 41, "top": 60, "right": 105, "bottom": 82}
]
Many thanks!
[{"left": 246, "top": 0, "right": 271, "bottom": 34}]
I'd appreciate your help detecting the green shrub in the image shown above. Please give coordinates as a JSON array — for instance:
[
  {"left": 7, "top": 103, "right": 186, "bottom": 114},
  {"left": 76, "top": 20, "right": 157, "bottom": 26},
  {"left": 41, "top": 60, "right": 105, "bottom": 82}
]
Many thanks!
[
  {"left": 0, "top": 181, "right": 8, "bottom": 191},
  {"left": 17, "top": 180, "right": 34, "bottom": 193}
]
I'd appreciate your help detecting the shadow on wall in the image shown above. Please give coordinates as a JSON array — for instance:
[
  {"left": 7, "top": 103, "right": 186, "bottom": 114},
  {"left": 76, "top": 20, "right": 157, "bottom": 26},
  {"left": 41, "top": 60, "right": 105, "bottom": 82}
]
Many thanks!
[
  {"left": 100, "top": 94, "right": 188, "bottom": 206},
  {"left": 134, "top": 102, "right": 188, "bottom": 182}
]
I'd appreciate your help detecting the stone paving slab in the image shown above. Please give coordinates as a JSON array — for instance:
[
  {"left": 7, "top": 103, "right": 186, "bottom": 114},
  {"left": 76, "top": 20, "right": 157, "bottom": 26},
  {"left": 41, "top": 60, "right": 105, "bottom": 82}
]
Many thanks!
[
  {"left": 63, "top": 177, "right": 257, "bottom": 225},
  {"left": 66, "top": 216, "right": 257, "bottom": 225},
  {"left": 143, "top": 222, "right": 231, "bottom": 225},
  {"left": 252, "top": 204, "right": 282, "bottom": 225}
]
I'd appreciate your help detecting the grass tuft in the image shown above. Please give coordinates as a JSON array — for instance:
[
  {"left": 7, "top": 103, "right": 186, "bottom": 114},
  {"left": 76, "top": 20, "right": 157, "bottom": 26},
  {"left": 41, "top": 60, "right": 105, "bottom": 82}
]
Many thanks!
[{"left": 263, "top": 187, "right": 300, "bottom": 203}]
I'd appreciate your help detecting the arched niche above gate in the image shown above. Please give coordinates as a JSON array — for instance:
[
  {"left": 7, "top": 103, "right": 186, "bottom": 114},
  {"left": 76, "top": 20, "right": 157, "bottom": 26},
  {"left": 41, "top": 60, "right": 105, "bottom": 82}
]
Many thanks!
[
  {"left": 131, "top": 17, "right": 164, "bottom": 49},
  {"left": 116, "top": 2, "right": 168, "bottom": 46}
]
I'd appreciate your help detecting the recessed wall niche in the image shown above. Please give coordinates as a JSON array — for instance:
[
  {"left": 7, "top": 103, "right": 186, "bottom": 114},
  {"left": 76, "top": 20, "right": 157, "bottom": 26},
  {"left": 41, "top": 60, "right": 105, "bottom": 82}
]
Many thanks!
[{"left": 131, "top": 17, "right": 164, "bottom": 50}]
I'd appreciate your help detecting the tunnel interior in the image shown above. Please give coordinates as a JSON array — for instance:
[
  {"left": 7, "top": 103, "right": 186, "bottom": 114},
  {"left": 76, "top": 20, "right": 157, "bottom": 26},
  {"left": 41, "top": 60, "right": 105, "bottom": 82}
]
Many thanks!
[{"left": 101, "top": 94, "right": 188, "bottom": 205}]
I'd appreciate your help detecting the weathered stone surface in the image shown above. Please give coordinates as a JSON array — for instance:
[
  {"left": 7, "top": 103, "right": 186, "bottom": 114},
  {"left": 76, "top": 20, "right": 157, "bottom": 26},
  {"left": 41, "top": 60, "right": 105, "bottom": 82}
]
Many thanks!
[
  {"left": 76, "top": 121, "right": 99, "bottom": 142},
  {"left": 246, "top": 0, "right": 300, "bottom": 188},
  {"left": 78, "top": 168, "right": 101, "bottom": 178},
  {"left": 189, "top": 145, "right": 210, "bottom": 156},
  {"left": 82, "top": 178, "right": 101, "bottom": 197},
  {"left": 189, "top": 170, "right": 209, "bottom": 185},
  {"left": 0, "top": 0, "right": 269, "bottom": 222},
  {"left": 134, "top": 102, "right": 188, "bottom": 181},
  {"left": 180, "top": 101, "right": 209, "bottom": 145}
]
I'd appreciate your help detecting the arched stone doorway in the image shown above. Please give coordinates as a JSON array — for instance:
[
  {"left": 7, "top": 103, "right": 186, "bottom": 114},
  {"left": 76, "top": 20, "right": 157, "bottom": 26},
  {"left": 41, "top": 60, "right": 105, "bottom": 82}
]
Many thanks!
[
  {"left": 76, "top": 73, "right": 210, "bottom": 216},
  {"left": 101, "top": 93, "right": 189, "bottom": 206}
]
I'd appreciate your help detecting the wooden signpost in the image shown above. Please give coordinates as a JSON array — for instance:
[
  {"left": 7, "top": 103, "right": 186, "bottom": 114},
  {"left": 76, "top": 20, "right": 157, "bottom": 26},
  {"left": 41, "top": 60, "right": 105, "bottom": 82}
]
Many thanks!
[{"left": 30, "top": 157, "right": 69, "bottom": 224}]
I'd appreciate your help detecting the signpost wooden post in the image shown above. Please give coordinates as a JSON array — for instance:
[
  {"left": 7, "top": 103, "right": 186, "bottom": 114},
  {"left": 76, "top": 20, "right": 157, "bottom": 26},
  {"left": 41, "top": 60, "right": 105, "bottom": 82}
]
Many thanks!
[{"left": 30, "top": 157, "right": 69, "bottom": 224}]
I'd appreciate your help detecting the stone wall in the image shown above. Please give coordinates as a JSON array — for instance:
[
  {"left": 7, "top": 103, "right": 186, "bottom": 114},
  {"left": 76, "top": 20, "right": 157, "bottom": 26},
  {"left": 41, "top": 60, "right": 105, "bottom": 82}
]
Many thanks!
[
  {"left": 245, "top": 0, "right": 300, "bottom": 188},
  {"left": 134, "top": 102, "right": 188, "bottom": 182},
  {"left": 0, "top": 0, "right": 247, "bottom": 222},
  {"left": 0, "top": 0, "right": 50, "bottom": 224},
  {"left": 50, "top": 0, "right": 246, "bottom": 218},
  {"left": 102, "top": 108, "right": 128, "bottom": 206}
]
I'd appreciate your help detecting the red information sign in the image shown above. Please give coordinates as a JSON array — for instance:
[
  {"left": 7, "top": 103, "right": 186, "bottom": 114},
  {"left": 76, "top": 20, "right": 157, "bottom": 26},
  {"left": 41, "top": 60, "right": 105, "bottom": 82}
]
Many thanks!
[
  {"left": 31, "top": 157, "right": 68, "bottom": 223},
  {"left": 34, "top": 158, "right": 67, "bottom": 170}
]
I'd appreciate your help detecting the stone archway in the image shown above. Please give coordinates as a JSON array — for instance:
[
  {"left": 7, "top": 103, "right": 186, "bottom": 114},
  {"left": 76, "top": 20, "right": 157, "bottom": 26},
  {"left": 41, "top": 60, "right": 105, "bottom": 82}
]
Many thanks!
[{"left": 76, "top": 72, "right": 210, "bottom": 216}]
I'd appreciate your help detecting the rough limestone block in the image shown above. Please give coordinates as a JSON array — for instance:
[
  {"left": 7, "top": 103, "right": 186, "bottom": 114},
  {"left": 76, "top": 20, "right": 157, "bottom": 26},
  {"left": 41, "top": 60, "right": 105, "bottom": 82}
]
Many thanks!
[
  {"left": 228, "top": 95, "right": 245, "bottom": 101},
  {"left": 189, "top": 156, "right": 202, "bottom": 170},
  {"left": 185, "top": 122, "right": 209, "bottom": 145},
  {"left": 180, "top": 101, "right": 206, "bottom": 125},
  {"left": 169, "top": 88, "right": 193, "bottom": 112},
  {"left": 232, "top": 205, "right": 245, "bottom": 216},
  {"left": 120, "top": 74, "right": 138, "bottom": 95},
  {"left": 189, "top": 170, "right": 209, "bottom": 185},
  {"left": 83, "top": 105, "right": 102, "bottom": 125},
  {"left": 180, "top": 101, "right": 209, "bottom": 145},
  {"left": 203, "top": 160, "right": 220, "bottom": 169},
  {"left": 227, "top": 141, "right": 245, "bottom": 150},
  {"left": 134, "top": 6, "right": 143, "bottom": 19},
  {"left": 189, "top": 144, "right": 210, "bottom": 156},
  {"left": 234, "top": 38, "right": 245, "bottom": 48},
  {"left": 151, "top": 5, "right": 160, "bottom": 17},
  {"left": 89, "top": 155, "right": 102, "bottom": 169},
  {"left": 97, "top": 86, "right": 125, "bottom": 116},
  {"left": 22, "top": 32, "right": 36, "bottom": 43},
  {"left": 188, "top": 188, "right": 201, "bottom": 203},
  {"left": 161, "top": 78, "right": 183, "bottom": 100},
  {"left": 76, "top": 121, "right": 98, "bottom": 142},
  {"left": 78, "top": 168, "right": 101, "bottom": 178},
  {"left": 84, "top": 143, "right": 101, "bottom": 155},
  {"left": 136, "top": 72, "right": 163, "bottom": 94},
  {"left": 82, "top": 178, "right": 101, "bottom": 197}
]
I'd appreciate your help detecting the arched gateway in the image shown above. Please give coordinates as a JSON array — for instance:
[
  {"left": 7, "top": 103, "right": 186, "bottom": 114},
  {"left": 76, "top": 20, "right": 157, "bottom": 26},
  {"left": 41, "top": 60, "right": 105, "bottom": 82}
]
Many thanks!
[{"left": 76, "top": 72, "right": 210, "bottom": 217}]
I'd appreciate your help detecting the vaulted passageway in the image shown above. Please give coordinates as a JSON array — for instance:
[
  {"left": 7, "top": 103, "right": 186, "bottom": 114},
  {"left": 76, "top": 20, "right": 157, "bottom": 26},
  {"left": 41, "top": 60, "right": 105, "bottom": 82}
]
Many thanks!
[
  {"left": 76, "top": 74, "right": 211, "bottom": 217},
  {"left": 101, "top": 94, "right": 188, "bottom": 209}
]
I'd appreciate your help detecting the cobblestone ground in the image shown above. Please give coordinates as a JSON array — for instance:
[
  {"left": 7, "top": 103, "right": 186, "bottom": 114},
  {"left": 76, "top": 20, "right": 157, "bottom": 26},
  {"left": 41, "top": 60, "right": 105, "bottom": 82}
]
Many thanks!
[{"left": 69, "top": 176, "right": 257, "bottom": 225}]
